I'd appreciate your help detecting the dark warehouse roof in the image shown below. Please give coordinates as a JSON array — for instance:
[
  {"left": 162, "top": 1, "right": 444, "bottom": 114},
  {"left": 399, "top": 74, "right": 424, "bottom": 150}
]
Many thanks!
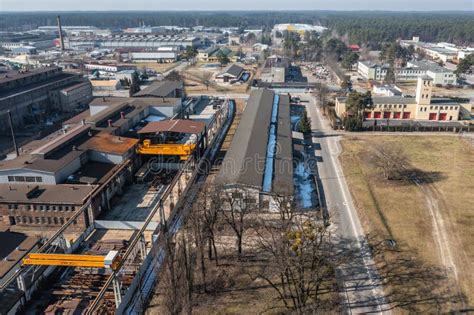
[{"left": 218, "top": 89, "right": 293, "bottom": 196}]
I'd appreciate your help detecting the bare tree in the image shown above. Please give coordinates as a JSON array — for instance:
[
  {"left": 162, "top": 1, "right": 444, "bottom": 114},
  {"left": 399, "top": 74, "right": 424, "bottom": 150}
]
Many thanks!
[
  {"left": 314, "top": 82, "right": 329, "bottom": 115},
  {"left": 203, "top": 184, "right": 220, "bottom": 264},
  {"left": 159, "top": 234, "right": 183, "bottom": 315},
  {"left": 188, "top": 182, "right": 221, "bottom": 293},
  {"left": 188, "top": 204, "right": 207, "bottom": 293},
  {"left": 188, "top": 71, "right": 214, "bottom": 91},
  {"left": 252, "top": 211, "right": 340, "bottom": 314},
  {"left": 219, "top": 187, "right": 255, "bottom": 260},
  {"left": 372, "top": 143, "right": 409, "bottom": 180},
  {"left": 180, "top": 227, "right": 195, "bottom": 314},
  {"left": 157, "top": 224, "right": 195, "bottom": 314}
]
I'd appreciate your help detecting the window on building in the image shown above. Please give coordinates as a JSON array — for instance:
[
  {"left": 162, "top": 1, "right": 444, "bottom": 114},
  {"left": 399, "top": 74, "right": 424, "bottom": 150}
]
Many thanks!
[
  {"left": 14, "top": 176, "right": 25, "bottom": 182},
  {"left": 35, "top": 217, "right": 40, "bottom": 224},
  {"left": 60, "top": 217, "right": 65, "bottom": 225},
  {"left": 41, "top": 217, "right": 46, "bottom": 224},
  {"left": 35, "top": 177, "right": 43, "bottom": 182},
  {"left": 25, "top": 176, "right": 35, "bottom": 182},
  {"left": 16, "top": 216, "right": 22, "bottom": 224},
  {"left": 53, "top": 217, "right": 58, "bottom": 225},
  {"left": 7, "top": 176, "right": 14, "bottom": 182}
]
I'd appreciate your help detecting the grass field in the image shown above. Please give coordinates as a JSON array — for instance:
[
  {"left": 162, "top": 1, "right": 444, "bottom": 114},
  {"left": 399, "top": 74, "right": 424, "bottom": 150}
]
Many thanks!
[{"left": 339, "top": 135, "right": 474, "bottom": 311}]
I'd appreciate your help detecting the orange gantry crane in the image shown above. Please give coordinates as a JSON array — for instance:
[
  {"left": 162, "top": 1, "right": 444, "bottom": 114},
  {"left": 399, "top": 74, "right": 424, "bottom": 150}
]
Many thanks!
[
  {"left": 22, "top": 251, "right": 121, "bottom": 270},
  {"left": 137, "top": 139, "right": 196, "bottom": 161}
]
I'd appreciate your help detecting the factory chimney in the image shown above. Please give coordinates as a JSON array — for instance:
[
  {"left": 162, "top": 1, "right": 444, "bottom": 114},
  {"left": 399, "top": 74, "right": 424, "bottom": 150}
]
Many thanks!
[{"left": 57, "top": 15, "right": 65, "bottom": 51}]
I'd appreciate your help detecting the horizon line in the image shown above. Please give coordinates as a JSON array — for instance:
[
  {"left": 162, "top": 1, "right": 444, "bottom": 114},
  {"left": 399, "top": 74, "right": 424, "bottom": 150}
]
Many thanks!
[{"left": 1, "top": 9, "right": 473, "bottom": 13}]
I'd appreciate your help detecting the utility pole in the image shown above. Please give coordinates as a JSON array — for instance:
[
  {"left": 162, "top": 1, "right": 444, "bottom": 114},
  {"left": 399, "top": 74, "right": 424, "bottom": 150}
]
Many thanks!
[{"left": 7, "top": 110, "right": 19, "bottom": 157}]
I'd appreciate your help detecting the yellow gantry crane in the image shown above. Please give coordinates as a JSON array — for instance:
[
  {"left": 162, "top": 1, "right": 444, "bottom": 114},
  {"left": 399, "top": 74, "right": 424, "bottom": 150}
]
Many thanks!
[
  {"left": 137, "top": 139, "right": 197, "bottom": 161},
  {"left": 22, "top": 251, "right": 121, "bottom": 270}
]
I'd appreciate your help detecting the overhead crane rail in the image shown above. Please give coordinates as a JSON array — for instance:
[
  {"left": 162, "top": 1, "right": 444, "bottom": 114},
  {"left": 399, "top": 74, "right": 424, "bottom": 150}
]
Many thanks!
[{"left": 22, "top": 251, "right": 121, "bottom": 270}]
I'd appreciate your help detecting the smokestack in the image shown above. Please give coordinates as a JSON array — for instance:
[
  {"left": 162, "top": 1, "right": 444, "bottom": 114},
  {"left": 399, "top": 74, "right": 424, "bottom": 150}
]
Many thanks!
[
  {"left": 7, "top": 110, "right": 19, "bottom": 157},
  {"left": 57, "top": 15, "right": 65, "bottom": 51}
]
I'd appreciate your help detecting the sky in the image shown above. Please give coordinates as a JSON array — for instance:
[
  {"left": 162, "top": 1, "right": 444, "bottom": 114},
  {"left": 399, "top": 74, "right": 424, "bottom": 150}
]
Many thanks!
[{"left": 1, "top": 0, "right": 473, "bottom": 11}]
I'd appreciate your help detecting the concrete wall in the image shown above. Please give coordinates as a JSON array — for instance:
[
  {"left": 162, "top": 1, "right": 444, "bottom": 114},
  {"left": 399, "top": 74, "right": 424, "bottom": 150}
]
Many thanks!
[
  {"left": 59, "top": 84, "right": 93, "bottom": 112},
  {"left": 0, "top": 169, "right": 56, "bottom": 184},
  {"left": 55, "top": 156, "right": 83, "bottom": 184},
  {"left": 95, "top": 220, "right": 159, "bottom": 231},
  {"left": 337, "top": 99, "right": 463, "bottom": 121},
  {"left": 88, "top": 150, "right": 125, "bottom": 164}
]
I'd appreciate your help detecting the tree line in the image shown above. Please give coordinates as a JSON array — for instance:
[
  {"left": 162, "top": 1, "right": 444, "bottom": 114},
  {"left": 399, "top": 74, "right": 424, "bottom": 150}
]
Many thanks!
[{"left": 1, "top": 11, "right": 473, "bottom": 46}]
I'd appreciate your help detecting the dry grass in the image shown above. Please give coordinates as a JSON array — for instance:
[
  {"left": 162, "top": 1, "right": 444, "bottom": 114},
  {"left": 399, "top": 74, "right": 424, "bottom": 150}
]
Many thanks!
[
  {"left": 134, "top": 62, "right": 178, "bottom": 73},
  {"left": 339, "top": 135, "right": 474, "bottom": 309}
]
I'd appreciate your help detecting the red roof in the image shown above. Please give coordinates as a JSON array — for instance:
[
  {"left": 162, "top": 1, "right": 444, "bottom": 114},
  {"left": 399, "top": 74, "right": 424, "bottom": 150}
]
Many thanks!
[
  {"left": 348, "top": 44, "right": 360, "bottom": 51},
  {"left": 138, "top": 119, "right": 206, "bottom": 135}
]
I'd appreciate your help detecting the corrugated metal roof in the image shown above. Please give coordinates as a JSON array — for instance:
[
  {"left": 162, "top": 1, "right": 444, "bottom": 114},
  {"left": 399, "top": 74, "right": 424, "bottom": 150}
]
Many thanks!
[
  {"left": 0, "top": 184, "right": 97, "bottom": 205},
  {"left": 133, "top": 80, "right": 181, "bottom": 97}
]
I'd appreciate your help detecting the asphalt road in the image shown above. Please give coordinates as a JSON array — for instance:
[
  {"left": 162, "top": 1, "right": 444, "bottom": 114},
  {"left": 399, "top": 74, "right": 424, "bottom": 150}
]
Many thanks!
[{"left": 300, "top": 93, "right": 391, "bottom": 314}]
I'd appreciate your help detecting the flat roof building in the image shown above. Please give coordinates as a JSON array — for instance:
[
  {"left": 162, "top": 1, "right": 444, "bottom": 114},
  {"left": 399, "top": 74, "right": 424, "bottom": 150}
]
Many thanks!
[
  {"left": 357, "top": 60, "right": 456, "bottom": 85},
  {"left": 133, "top": 80, "right": 184, "bottom": 99},
  {"left": 336, "top": 77, "right": 472, "bottom": 124},
  {"left": 0, "top": 67, "right": 87, "bottom": 132}
]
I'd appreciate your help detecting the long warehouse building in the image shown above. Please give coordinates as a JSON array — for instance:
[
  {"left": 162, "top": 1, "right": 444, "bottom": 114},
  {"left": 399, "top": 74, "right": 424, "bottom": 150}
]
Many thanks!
[
  {"left": 218, "top": 89, "right": 293, "bottom": 209},
  {"left": 64, "top": 34, "right": 201, "bottom": 50}
]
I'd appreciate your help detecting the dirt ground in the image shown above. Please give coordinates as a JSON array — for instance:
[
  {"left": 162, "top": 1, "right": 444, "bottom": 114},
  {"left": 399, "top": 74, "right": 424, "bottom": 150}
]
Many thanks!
[{"left": 339, "top": 135, "right": 474, "bottom": 310}]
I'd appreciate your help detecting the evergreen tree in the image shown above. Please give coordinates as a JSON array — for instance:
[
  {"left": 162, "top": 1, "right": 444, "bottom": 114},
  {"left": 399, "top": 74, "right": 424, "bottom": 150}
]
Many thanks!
[
  {"left": 299, "top": 110, "right": 312, "bottom": 134},
  {"left": 344, "top": 91, "right": 373, "bottom": 131}
]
